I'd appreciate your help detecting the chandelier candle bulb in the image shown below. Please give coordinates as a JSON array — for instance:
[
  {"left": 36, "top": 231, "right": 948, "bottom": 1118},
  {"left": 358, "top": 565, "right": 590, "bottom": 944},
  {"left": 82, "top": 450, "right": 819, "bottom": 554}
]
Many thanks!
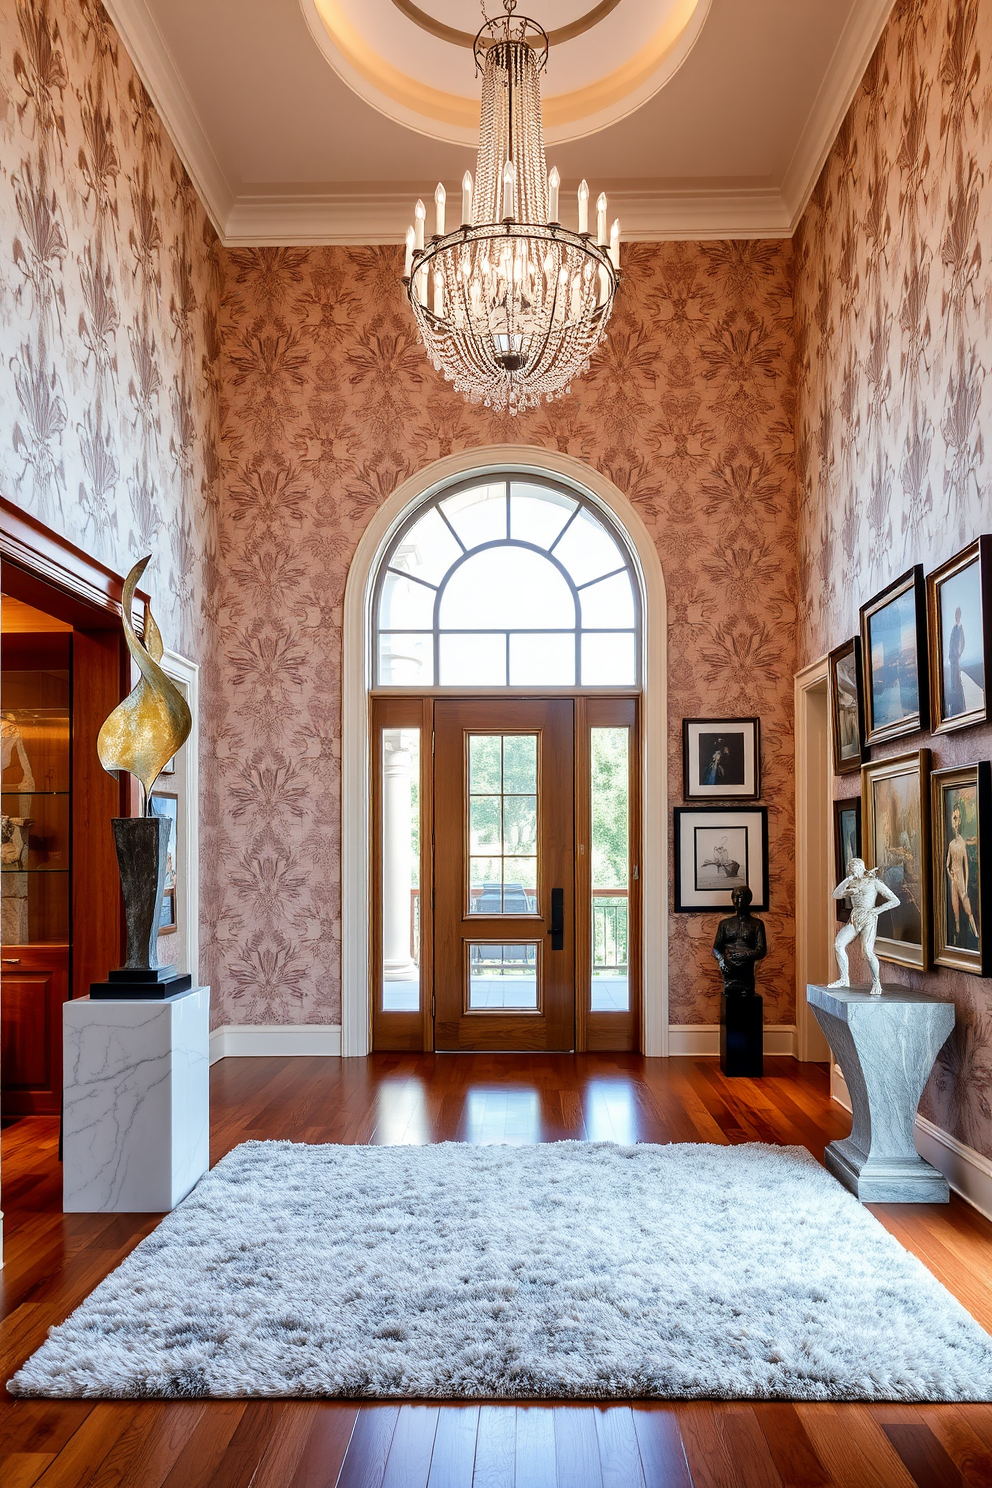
[
  {"left": 434, "top": 183, "right": 446, "bottom": 237},
  {"left": 548, "top": 166, "right": 560, "bottom": 224},
  {"left": 578, "top": 179, "right": 590, "bottom": 234},
  {"left": 597, "top": 193, "right": 608, "bottom": 245},
  {"left": 414, "top": 198, "right": 426, "bottom": 251},
  {"left": 404, "top": 226, "right": 415, "bottom": 279},
  {"left": 461, "top": 171, "right": 473, "bottom": 226},
  {"left": 502, "top": 159, "right": 516, "bottom": 219},
  {"left": 609, "top": 219, "right": 621, "bottom": 270}
]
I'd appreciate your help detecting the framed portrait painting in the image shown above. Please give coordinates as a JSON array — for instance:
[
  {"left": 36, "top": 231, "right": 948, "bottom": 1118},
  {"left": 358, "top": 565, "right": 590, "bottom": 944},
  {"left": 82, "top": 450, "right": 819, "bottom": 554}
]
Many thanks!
[
  {"left": 926, "top": 537, "right": 991, "bottom": 734},
  {"left": 930, "top": 762, "right": 990, "bottom": 975},
  {"left": 682, "top": 718, "right": 760, "bottom": 800},
  {"left": 673, "top": 807, "right": 768, "bottom": 913},
  {"left": 828, "top": 639, "right": 865, "bottom": 775},
  {"left": 832, "top": 797, "right": 861, "bottom": 922},
  {"left": 149, "top": 791, "right": 178, "bottom": 935},
  {"left": 860, "top": 566, "right": 929, "bottom": 745},
  {"left": 861, "top": 750, "right": 930, "bottom": 971}
]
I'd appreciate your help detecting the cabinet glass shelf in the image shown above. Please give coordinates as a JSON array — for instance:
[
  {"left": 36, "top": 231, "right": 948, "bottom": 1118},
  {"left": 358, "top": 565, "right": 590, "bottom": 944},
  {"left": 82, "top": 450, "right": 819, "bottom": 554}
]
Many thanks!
[
  {"left": 2, "top": 789, "right": 70, "bottom": 797},
  {"left": 1, "top": 867, "right": 70, "bottom": 875}
]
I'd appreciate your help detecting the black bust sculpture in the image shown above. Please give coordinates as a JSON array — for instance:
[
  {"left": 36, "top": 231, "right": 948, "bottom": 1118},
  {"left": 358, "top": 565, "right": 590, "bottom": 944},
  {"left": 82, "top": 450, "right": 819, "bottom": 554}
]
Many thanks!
[{"left": 712, "top": 885, "right": 767, "bottom": 997}]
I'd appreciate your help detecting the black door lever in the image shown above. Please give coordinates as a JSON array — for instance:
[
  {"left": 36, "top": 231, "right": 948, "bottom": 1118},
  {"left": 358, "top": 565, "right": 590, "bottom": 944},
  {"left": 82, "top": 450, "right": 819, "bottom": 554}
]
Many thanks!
[{"left": 550, "top": 887, "right": 564, "bottom": 950}]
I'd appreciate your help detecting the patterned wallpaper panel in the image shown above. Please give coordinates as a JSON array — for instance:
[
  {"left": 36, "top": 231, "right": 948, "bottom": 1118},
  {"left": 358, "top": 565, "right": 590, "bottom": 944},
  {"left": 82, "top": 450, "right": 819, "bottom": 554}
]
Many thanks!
[
  {"left": 216, "top": 242, "right": 799, "bottom": 1029},
  {"left": 795, "top": 0, "right": 992, "bottom": 1156},
  {"left": 0, "top": 0, "right": 221, "bottom": 983}
]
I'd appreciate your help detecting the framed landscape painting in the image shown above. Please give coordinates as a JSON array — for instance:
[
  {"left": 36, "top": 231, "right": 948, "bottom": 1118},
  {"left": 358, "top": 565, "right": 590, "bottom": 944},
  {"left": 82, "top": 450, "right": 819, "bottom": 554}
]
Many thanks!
[
  {"left": 828, "top": 638, "right": 864, "bottom": 775},
  {"left": 860, "top": 567, "right": 929, "bottom": 745},
  {"left": 833, "top": 797, "right": 861, "bottom": 922},
  {"left": 930, "top": 761, "right": 990, "bottom": 975},
  {"left": 673, "top": 807, "right": 768, "bottom": 912},
  {"left": 682, "top": 718, "right": 760, "bottom": 800},
  {"left": 861, "top": 750, "right": 930, "bottom": 971},
  {"left": 926, "top": 537, "right": 991, "bottom": 734}
]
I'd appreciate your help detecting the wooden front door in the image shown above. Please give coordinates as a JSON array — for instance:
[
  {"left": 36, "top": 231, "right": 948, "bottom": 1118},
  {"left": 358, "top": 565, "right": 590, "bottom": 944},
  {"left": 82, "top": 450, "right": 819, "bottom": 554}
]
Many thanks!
[{"left": 433, "top": 699, "right": 574, "bottom": 1051}]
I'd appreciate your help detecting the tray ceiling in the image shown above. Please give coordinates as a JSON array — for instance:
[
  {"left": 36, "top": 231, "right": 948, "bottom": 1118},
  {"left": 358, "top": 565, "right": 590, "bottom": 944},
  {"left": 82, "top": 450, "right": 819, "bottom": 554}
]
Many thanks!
[{"left": 102, "top": 0, "right": 896, "bottom": 245}]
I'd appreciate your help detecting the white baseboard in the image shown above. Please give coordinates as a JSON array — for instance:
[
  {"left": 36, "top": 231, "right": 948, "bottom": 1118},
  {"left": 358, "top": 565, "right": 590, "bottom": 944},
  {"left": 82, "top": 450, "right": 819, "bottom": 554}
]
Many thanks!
[
  {"left": 668, "top": 1024, "right": 798, "bottom": 1057},
  {"left": 830, "top": 1065, "right": 992, "bottom": 1223},
  {"left": 210, "top": 1024, "right": 342, "bottom": 1063}
]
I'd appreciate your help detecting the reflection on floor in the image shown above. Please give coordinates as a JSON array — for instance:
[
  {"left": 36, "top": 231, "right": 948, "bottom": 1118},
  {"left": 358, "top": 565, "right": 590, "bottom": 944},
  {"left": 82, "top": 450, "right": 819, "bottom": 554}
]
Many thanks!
[{"left": 382, "top": 974, "right": 630, "bottom": 1013}]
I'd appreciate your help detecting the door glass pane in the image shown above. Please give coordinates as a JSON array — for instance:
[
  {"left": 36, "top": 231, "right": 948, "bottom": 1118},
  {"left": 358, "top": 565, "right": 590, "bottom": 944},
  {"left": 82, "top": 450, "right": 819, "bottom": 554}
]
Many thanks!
[
  {"left": 468, "top": 943, "right": 539, "bottom": 1010},
  {"left": 381, "top": 728, "right": 421, "bottom": 1013},
  {"left": 591, "top": 727, "right": 629, "bottom": 1012},
  {"left": 467, "top": 733, "right": 539, "bottom": 914}
]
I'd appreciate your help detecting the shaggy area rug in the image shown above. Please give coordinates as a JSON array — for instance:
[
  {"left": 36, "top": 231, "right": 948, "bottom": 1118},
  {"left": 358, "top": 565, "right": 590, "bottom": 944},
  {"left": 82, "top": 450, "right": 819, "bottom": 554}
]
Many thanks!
[{"left": 10, "top": 1140, "right": 992, "bottom": 1401}]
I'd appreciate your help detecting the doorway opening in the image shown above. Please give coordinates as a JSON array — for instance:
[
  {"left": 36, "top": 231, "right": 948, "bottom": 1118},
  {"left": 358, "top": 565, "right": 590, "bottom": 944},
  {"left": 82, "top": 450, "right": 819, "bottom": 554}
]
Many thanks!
[{"left": 366, "top": 470, "right": 646, "bottom": 1054}]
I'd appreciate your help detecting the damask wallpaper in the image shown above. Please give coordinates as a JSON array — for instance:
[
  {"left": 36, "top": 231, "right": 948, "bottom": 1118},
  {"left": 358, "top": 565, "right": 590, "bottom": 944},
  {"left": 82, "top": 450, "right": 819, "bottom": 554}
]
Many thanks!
[
  {"left": 216, "top": 242, "right": 798, "bottom": 1029},
  {"left": 795, "top": 0, "right": 992, "bottom": 1156},
  {"left": 0, "top": 0, "right": 220, "bottom": 707}
]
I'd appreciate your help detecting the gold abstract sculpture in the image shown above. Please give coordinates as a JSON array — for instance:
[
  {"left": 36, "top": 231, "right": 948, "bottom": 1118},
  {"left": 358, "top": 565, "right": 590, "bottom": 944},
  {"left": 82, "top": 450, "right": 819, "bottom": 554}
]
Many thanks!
[{"left": 97, "top": 556, "right": 192, "bottom": 812}]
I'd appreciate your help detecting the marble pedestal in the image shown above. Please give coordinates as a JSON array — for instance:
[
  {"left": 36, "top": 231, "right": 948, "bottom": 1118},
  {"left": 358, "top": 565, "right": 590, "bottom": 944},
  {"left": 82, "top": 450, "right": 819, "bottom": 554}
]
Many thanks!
[
  {"left": 63, "top": 985, "right": 210, "bottom": 1213},
  {"left": 720, "top": 993, "right": 763, "bottom": 1077},
  {"left": 806, "top": 984, "right": 954, "bottom": 1203}
]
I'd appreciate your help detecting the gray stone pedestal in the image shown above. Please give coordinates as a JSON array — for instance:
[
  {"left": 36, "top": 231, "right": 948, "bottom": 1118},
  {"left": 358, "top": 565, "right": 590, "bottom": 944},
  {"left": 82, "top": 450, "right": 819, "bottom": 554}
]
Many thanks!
[{"left": 806, "top": 984, "right": 955, "bottom": 1203}]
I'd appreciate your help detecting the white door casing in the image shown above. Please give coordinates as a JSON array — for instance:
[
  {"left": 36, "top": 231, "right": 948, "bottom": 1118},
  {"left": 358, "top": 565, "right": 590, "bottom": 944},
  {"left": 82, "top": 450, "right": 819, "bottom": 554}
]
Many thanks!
[
  {"left": 794, "top": 658, "right": 833, "bottom": 1063},
  {"left": 341, "top": 446, "right": 669, "bottom": 1057}
]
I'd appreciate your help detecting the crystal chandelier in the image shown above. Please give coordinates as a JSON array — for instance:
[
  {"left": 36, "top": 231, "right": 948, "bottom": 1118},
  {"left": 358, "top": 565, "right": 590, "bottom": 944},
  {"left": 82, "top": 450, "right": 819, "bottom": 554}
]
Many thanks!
[{"left": 403, "top": 1, "right": 620, "bottom": 415}]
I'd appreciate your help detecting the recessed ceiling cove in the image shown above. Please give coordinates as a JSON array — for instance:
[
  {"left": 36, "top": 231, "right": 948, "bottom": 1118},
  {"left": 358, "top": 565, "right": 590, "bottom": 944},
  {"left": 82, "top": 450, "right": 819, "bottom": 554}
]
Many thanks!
[{"left": 300, "top": 0, "right": 712, "bottom": 145}]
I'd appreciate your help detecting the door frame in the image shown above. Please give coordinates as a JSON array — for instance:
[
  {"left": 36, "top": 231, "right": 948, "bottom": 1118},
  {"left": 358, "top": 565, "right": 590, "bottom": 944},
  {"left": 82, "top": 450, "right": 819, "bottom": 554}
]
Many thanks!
[
  {"left": 343, "top": 447, "right": 668, "bottom": 1057},
  {"left": 794, "top": 657, "right": 833, "bottom": 1062}
]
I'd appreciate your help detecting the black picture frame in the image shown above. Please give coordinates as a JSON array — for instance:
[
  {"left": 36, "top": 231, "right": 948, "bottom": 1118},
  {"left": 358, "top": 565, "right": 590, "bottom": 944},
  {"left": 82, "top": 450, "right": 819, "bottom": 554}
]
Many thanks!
[
  {"left": 673, "top": 806, "right": 769, "bottom": 913},
  {"left": 832, "top": 797, "right": 861, "bottom": 922},
  {"left": 682, "top": 718, "right": 761, "bottom": 801},
  {"left": 926, "top": 536, "right": 992, "bottom": 735},
  {"left": 828, "top": 638, "right": 866, "bottom": 775},
  {"left": 860, "top": 566, "right": 929, "bottom": 745},
  {"left": 930, "top": 761, "right": 991, "bottom": 976}
]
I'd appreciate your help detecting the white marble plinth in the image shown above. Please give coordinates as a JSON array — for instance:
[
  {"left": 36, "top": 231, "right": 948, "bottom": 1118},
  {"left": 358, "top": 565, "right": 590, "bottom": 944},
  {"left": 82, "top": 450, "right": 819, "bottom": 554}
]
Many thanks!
[
  {"left": 807, "top": 984, "right": 954, "bottom": 1203},
  {"left": 63, "top": 986, "right": 210, "bottom": 1213}
]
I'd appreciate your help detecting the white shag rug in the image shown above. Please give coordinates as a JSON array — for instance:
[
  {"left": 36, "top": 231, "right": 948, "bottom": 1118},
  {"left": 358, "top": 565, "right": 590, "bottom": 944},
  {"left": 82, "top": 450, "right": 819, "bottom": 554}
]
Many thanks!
[{"left": 10, "top": 1140, "right": 992, "bottom": 1401}]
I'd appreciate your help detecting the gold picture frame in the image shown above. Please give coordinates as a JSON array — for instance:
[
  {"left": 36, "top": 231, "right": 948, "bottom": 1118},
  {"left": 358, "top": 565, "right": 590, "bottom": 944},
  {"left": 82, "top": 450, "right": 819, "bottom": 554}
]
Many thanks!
[
  {"left": 930, "top": 762, "right": 990, "bottom": 976},
  {"left": 926, "top": 536, "right": 991, "bottom": 735},
  {"left": 861, "top": 749, "right": 930, "bottom": 971}
]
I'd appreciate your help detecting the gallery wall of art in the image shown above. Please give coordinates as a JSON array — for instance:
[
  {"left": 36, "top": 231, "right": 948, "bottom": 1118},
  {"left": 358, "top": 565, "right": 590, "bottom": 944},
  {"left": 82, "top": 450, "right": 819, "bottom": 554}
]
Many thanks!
[
  {"left": 215, "top": 242, "right": 798, "bottom": 1030},
  {"left": 795, "top": 0, "right": 992, "bottom": 1158}
]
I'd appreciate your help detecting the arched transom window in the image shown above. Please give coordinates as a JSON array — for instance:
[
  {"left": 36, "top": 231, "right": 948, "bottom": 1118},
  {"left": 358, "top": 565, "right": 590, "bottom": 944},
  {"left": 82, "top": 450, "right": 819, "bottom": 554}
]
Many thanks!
[{"left": 375, "top": 477, "right": 640, "bottom": 688}]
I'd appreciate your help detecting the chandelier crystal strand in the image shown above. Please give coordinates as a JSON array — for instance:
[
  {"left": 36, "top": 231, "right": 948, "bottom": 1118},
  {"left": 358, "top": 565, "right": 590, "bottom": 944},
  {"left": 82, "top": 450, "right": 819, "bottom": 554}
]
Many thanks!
[{"left": 403, "top": 1, "right": 619, "bottom": 415}]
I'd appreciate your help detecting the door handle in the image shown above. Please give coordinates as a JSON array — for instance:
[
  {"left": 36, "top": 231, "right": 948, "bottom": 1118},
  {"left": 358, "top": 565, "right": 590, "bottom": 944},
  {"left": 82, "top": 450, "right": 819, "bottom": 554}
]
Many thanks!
[{"left": 550, "top": 887, "right": 564, "bottom": 950}]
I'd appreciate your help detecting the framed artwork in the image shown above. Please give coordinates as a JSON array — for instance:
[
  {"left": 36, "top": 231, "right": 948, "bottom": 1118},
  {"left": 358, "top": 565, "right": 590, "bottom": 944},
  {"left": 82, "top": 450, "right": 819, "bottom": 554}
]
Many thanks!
[
  {"left": 832, "top": 797, "right": 862, "bottom": 922},
  {"left": 930, "top": 762, "right": 990, "bottom": 976},
  {"left": 682, "top": 718, "right": 760, "bottom": 800},
  {"left": 860, "top": 566, "right": 929, "bottom": 745},
  {"left": 828, "top": 638, "right": 865, "bottom": 775},
  {"left": 861, "top": 750, "right": 930, "bottom": 971},
  {"left": 149, "top": 791, "right": 178, "bottom": 935},
  {"left": 673, "top": 807, "right": 768, "bottom": 913},
  {"left": 926, "top": 537, "right": 991, "bottom": 734}
]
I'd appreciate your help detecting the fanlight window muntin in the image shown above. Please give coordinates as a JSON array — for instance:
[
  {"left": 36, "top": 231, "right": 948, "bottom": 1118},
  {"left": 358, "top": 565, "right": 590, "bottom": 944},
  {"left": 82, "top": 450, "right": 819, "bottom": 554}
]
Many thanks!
[{"left": 375, "top": 477, "right": 641, "bottom": 689}]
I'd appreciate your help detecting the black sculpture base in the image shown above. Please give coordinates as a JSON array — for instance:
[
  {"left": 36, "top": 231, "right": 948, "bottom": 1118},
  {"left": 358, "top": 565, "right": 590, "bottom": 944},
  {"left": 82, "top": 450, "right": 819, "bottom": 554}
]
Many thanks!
[
  {"left": 720, "top": 992, "right": 764, "bottom": 1077},
  {"left": 90, "top": 965, "right": 193, "bottom": 1000}
]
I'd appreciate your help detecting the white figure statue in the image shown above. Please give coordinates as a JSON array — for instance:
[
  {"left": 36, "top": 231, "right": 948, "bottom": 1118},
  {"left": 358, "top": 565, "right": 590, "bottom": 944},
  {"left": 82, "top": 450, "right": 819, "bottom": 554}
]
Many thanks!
[{"left": 829, "top": 857, "right": 900, "bottom": 996}]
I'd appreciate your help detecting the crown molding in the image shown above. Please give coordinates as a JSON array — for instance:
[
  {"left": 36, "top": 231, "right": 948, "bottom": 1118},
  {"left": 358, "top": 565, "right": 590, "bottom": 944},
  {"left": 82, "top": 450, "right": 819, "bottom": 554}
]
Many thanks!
[
  {"left": 225, "top": 187, "right": 792, "bottom": 246},
  {"left": 781, "top": 0, "right": 896, "bottom": 229},
  {"left": 107, "top": 0, "right": 894, "bottom": 247},
  {"left": 101, "top": 0, "right": 235, "bottom": 238}
]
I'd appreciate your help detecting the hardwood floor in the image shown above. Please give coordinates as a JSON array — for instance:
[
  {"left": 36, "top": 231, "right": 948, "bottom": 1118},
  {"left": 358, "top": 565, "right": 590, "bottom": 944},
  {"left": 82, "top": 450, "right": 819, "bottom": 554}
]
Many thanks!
[{"left": 2, "top": 1053, "right": 992, "bottom": 1487}]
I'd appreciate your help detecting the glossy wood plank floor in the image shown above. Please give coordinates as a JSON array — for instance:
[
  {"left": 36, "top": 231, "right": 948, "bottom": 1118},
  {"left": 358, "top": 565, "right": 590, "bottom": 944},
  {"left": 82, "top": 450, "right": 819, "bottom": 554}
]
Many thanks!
[{"left": 3, "top": 1053, "right": 992, "bottom": 1487}]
